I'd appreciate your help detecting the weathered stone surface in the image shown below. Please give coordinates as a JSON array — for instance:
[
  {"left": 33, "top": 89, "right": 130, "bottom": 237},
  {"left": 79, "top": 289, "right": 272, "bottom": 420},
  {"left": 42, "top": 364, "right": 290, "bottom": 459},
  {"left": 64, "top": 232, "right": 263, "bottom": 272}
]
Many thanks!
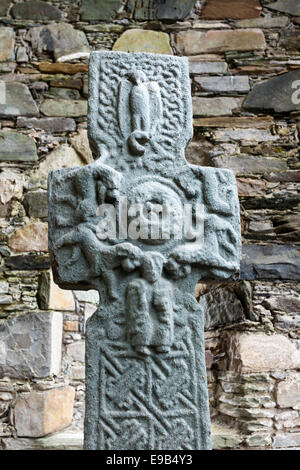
[
  {"left": 0, "top": 169, "right": 24, "bottom": 204},
  {"left": 38, "top": 270, "right": 75, "bottom": 311},
  {"left": 0, "top": 82, "right": 38, "bottom": 117},
  {"left": 113, "top": 29, "right": 173, "bottom": 54},
  {"left": 11, "top": 1, "right": 62, "bottom": 20},
  {"left": 0, "top": 132, "right": 37, "bottom": 162},
  {"left": 36, "top": 62, "right": 89, "bottom": 74},
  {"left": 23, "top": 190, "right": 48, "bottom": 219},
  {"left": 241, "top": 244, "right": 300, "bottom": 281},
  {"left": 237, "top": 178, "right": 267, "bottom": 197},
  {"left": 235, "top": 16, "right": 289, "bottom": 28},
  {"left": 26, "top": 23, "right": 90, "bottom": 62},
  {"left": 203, "top": 0, "right": 261, "bottom": 19},
  {"left": 267, "top": 0, "right": 300, "bottom": 16},
  {"left": 188, "top": 58, "right": 228, "bottom": 74},
  {"left": 245, "top": 433, "right": 272, "bottom": 447},
  {"left": 280, "top": 30, "right": 300, "bottom": 52},
  {"left": 212, "top": 155, "right": 287, "bottom": 175},
  {"left": 74, "top": 290, "right": 99, "bottom": 304},
  {"left": 0, "top": 0, "right": 11, "bottom": 16},
  {"left": 200, "top": 283, "right": 248, "bottom": 329},
  {"left": 228, "top": 333, "right": 300, "bottom": 373},
  {"left": 66, "top": 341, "right": 85, "bottom": 363},
  {"left": 8, "top": 222, "right": 47, "bottom": 253},
  {"left": 81, "top": 0, "right": 122, "bottom": 21},
  {"left": 276, "top": 374, "right": 300, "bottom": 408},
  {"left": 195, "top": 76, "right": 250, "bottom": 93},
  {"left": 194, "top": 116, "right": 274, "bottom": 129},
  {"left": 0, "top": 27, "right": 14, "bottom": 62},
  {"left": 273, "top": 432, "right": 300, "bottom": 448},
  {"left": 49, "top": 51, "right": 241, "bottom": 450},
  {"left": 174, "top": 29, "right": 266, "bottom": 55},
  {"left": 0, "top": 311, "right": 62, "bottom": 378},
  {"left": 5, "top": 254, "right": 50, "bottom": 270},
  {"left": 37, "top": 431, "right": 83, "bottom": 450},
  {"left": 69, "top": 129, "right": 93, "bottom": 164},
  {"left": 14, "top": 386, "right": 75, "bottom": 437},
  {"left": 211, "top": 128, "right": 279, "bottom": 143},
  {"left": 45, "top": 87, "right": 81, "bottom": 100},
  {"left": 193, "top": 97, "right": 242, "bottom": 116},
  {"left": 33, "top": 144, "right": 85, "bottom": 181},
  {"left": 17, "top": 117, "right": 76, "bottom": 133},
  {"left": 211, "top": 423, "right": 244, "bottom": 449},
  {"left": 40, "top": 99, "right": 87, "bottom": 117},
  {"left": 134, "top": 0, "right": 196, "bottom": 20},
  {"left": 243, "top": 70, "right": 300, "bottom": 113}
]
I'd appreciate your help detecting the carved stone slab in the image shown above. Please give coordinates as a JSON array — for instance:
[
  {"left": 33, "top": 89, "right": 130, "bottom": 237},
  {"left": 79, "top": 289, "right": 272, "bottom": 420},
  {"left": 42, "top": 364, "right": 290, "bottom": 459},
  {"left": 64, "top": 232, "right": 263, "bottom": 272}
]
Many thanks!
[{"left": 48, "top": 51, "right": 241, "bottom": 450}]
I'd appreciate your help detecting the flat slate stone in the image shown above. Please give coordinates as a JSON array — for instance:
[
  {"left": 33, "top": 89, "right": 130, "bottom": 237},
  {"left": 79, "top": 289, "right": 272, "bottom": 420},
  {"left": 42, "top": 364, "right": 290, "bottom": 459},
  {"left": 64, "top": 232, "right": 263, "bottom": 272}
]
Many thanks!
[
  {"left": 243, "top": 70, "right": 300, "bottom": 113},
  {"left": 212, "top": 155, "right": 287, "bottom": 175},
  {"left": 8, "top": 221, "right": 48, "bottom": 253},
  {"left": 134, "top": 0, "right": 196, "bottom": 20},
  {"left": 40, "top": 99, "right": 87, "bottom": 117},
  {"left": 193, "top": 97, "right": 242, "bottom": 116},
  {"left": 23, "top": 190, "right": 48, "bottom": 218},
  {"left": 17, "top": 117, "right": 76, "bottom": 133},
  {"left": 11, "top": 0, "right": 62, "bottom": 20},
  {"left": 0, "top": 0, "right": 11, "bottom": 16},
  {"left": 5, "top": 254, "right": 50, "bottom": 270},
  {"left": 195, "top": 76, "right": 250, "bottom": 92},
  {"left": 0, "top": 82, "right": 38, "bottom": 117},
  {"left": 280, "top": 30, "right": 300, "bottom": 51},
  {"left": 0, "top": 311, "right": 62, "bottom": 379},
  {"left": 235, "top": 16, "right": 290, "bottom": 28},
  {"left": 267, "top": 0, "right": 300, "bottom": 16},
  {"left": 188, "top": 58, "right": 228, "bottom": 74},
  {"left": 26, "top": 23, "right": 90, "bottom": 62},
  {"left": 0, "top": 131, "right": 37, "bottom": 162},
  {"left": 174, "top": 29, "right": 266, "bottom": 55},
  {"left": 202, "top": 0, "right": 262, "bottom": 20},
  {"left": 113, "top": 29, "right": 173, "bottom": 55},
  {"left": 0, "top": 27, "right": 15, "bottom": 62},
  {"left": 81, "top": 0, "right": 122, "bottom": 21},
  {"left": 240, "top": 244, "right": 300, "bottom": 280}
]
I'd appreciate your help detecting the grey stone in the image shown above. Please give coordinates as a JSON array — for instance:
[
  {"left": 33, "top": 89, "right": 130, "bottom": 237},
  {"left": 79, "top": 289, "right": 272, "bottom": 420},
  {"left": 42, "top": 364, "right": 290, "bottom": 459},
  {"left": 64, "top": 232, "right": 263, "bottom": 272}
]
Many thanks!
[
  {"left": 26, "top": 23, "right": 90, "bottom": 62},
  {"left": 0, "top": 132, "right": 37, "bottom": 162},
  {"left": 267, "top": 0, "right": 300, "bottom": 16},
  {"left": 280, "top": 30, "right": 300, "bottom": 52},
  {"left": 40, "top": 99, "right": 87, "bottom": 117},
  {"left": 0, "top": 311, "right": 62, "bottom": 379},
  {"left": 212, "top": 155, "right": 287, "bottom": 175},
  {"left": 48, "top": 51, "right": 241, "bottom": 450},
  {"left": 37, "top": 431, "right": 84, "bottom": 450},
  {"left": 81, "top": 0, "right": 121, "bottom": 21},
  {"left": 241, "top": 244, "right": 300, "bottom": 281},
  {"left": 243, "top": 70, "right": 300, "bottom": 113},
  {"left": 273, "top": 433, "right": 300, "bottom": 448},
  {"left": 17, "top": 117, "right": 76, "bottom": 133},
  {"left": 188, "top": 59, "right": 228, "bottom": 75},
  {"left": 195, "top": 76, "right": 250, "bottom": 93},
  {"left": 5, "top": 254, "right": 50, "bottom": 270},
  {"left": 23, "top": 190, "right": 48, "bottom": 218},
  {"left": 134, "top": 0, "right": 196, "bottom": 20},
  {"left": 0, "top": 82, "right": 38, "bottom": 117},
  {"left": 45, "top": 87, "right": 80, "bottom": 100},
  {"left": 192, "top": 97, "right": 242, "bottom": 116},
  {"left": 211, "top": 128, "right": 279, "bottom": 143},
  {"left": 0, "top": 27, "right": 14, "bottom": 62},
  {"left": 235, "top": 16, "right": 290, "bottom": 28},
  {"left": 11, "top": 1, "right": 62, "bottom": 20},
  {"left": 0, "top": 0, "right": 11, "bottom": 17},
  {"left": 74, "top": 290, "right": 99, "bottom": 305},
  {"left": 66, "top": 341, "right": 85, "bottom": 362}
]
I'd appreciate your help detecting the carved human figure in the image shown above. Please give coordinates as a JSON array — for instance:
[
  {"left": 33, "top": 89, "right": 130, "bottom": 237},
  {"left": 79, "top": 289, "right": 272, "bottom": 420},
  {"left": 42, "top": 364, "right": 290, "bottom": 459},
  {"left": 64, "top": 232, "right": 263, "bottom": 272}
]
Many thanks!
[{"left": 126, "top": 252, "right": 174, "bottom": 355}]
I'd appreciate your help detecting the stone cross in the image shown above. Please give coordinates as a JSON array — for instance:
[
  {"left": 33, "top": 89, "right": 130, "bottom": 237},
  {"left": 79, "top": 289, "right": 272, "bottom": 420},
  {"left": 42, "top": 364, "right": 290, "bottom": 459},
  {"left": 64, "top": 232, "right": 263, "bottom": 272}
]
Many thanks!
[{"left": 48, "top": 51, "right": 241, "bottom": 450}]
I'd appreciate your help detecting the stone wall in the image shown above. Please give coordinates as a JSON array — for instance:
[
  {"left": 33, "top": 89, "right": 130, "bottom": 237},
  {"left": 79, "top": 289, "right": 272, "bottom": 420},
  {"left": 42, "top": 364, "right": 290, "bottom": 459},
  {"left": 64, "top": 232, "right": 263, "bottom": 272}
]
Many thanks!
[{"left": 0, "top": 0, "right": 299, "bottom": 450}]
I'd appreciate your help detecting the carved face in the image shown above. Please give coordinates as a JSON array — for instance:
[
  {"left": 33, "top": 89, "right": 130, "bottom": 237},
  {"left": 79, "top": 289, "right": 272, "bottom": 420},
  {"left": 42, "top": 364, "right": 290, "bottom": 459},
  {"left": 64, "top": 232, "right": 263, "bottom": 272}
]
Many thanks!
[{"left": 141, "top": 252, "right": 164, "bottom": 283}]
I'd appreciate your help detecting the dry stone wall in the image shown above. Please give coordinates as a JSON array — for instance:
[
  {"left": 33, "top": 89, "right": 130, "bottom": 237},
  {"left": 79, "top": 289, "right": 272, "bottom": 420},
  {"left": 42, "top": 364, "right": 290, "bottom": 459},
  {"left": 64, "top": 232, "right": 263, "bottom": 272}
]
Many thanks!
[{"left": 0, "top": 0, "right": 299, "bottom": 450}]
